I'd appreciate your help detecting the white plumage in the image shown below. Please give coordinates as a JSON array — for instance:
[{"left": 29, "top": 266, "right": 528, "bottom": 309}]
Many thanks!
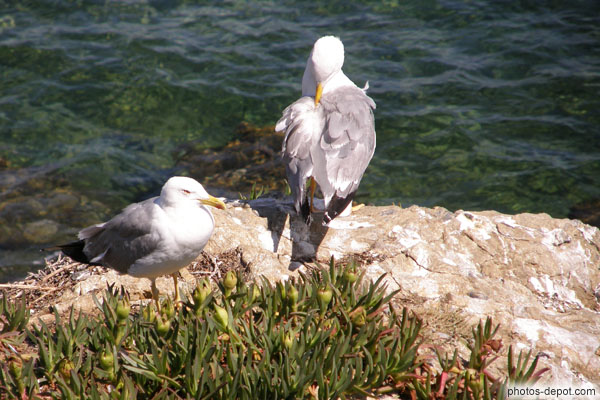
[
  {"left": 277, "top": 36, "right": 376, "bottom": 225},
  {"left": 50, "top": 176, "right": 225, "bottom": 305}
]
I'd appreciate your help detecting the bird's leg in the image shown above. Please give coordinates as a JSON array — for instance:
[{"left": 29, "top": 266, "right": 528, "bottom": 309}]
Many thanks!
[
  {"left": 171, "top": 272, "right": 181, "bottom": 307},
  {"left": 309, "top": 177, "right": 317, "bottom": 212},
  {"left": 151, "top": 278, "right": 161, "bottom": 312}
]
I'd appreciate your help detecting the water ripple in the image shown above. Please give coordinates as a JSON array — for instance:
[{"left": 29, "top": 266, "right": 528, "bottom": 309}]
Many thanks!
[{"left": 0, "top": 0, "right": 599, "bottom": 280}]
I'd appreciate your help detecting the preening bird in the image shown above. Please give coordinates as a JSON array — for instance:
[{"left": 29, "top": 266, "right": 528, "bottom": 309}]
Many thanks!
[
  {"left": 45, "top": 176, "right": 225, "bottom": 306},
  {"left": 276, "top": 35, "right": 376, "bottom": 225}
]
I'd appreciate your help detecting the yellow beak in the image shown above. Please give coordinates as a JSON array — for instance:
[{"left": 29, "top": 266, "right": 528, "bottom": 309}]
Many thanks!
[
  {"left": 200, "top": 195, "right": 226, "bottom": 210},
  {"left": 315, "top": 82, "right": 323, "bottom": 106}
]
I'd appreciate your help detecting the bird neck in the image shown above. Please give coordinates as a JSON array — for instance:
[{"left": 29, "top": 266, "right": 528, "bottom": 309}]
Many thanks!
[
  {"left": 323, "top": 71, "right": 354, "bottom": 94},
  {"left": 302, "top": 69, "right": 354, "bottom": 97}
]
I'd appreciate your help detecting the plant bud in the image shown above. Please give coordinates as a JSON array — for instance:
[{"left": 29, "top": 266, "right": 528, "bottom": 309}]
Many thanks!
[
  {"left": 8, "top": 357, "right": 22, "bottom": 379},
  {"left": 283, "top": 331, "right": 294, "bottom": 351},
  {"left": 58, "top": 359, "right": 75, "bottom": 382},
  {"left": 467, "top": 372, "right": 484, "bottom": 393},
  {"left": 343, "top": 269, "right": 357, "bottom": 284},
  {"left": 161, "top": 298, "right": 175, "bottom": 319},
  {"left": 193, "top": 279, "right": 211, "bottom": 309},
  {"left": 155, "top": 316, "right": 171, "bottom": 337},
  {"left": 213, "top": 304, "right": 229, "bottom": 330},
  {"left": 216, "top": 334, "right": 229, "bottom": 344},
  {"left": 99, "top": 350, "right": 114, "bottom": 371},
  {"left": 142, "top": 303, "right": 156, "bottom": 323},
  {"left": 223, "top": 271, "right": 237, "bottom": 298},
  {"left": 223, "top": 271, "right": 237, "bottom": 291},
  {"left": 116, "top": 298, "right": 130, "bottom": 321},
  {"left": 447, "top": 366, "right": 460, "bottom": 374},
  {"left": 317, "top": 287, "right": 333, "bottom": 308},
  {"left": 350, "top": 307, "right": 367, "bottom": 327}
]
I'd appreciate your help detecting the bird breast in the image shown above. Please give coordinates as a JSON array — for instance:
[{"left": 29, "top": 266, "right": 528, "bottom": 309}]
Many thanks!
[{"left": 159, "top": 204, "right": 215, "bottom": 252}]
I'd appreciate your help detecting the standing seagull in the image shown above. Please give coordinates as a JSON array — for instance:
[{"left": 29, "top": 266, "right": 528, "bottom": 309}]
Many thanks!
[
  {"left": 45, "top": 176, "right": 225, "bottom": 306},
  {"left": 276, "top": 36, "right": 376, "bottom": 225}
]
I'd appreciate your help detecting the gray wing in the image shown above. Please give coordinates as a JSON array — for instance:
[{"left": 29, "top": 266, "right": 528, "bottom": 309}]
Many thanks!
[
  {"left": 276, "top": 96, "right": 324, "bottom": 215},
  {"left": 313, "top": 86, "right": 376, "bottom": 205},
  {"left": 79, "top": 197, "right": 162, "bottom": 274}
]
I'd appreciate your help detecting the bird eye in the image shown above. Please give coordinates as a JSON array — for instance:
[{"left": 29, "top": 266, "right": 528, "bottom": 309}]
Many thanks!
[{"left": 181, "top": 189, "right": 191, "bottom": 195}]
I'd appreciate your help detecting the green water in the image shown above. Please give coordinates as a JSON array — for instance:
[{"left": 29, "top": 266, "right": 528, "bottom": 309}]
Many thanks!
[{"left": 1, "top": 0, "right": 599, "bottom": 282}]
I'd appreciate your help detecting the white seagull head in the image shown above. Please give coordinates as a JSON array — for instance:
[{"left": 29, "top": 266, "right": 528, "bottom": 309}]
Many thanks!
[
  {"left": 160, "top": 176, "right": 225, "bottom": 209},
  {"left": 302, "top": 36, "right": 347, "bottom": 102}
]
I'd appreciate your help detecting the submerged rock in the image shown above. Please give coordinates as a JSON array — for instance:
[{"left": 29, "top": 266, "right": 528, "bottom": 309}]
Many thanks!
[
  {"left": 569, "top": 198, "right": 600, "bottom": 228},
  {"left": 176, "top": 122, "right": 286, "bottom": 197},
  {"left": 23, "top": 219, "right": 59, "bottom": 243},
  {"left": 0, "top": 189, "right": 103, "bottom": 247}
]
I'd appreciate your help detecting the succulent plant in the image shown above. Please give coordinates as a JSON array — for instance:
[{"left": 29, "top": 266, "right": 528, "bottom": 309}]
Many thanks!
[
  {"left": 223, "top": 270, "right": 238, "bottom": 297},
  {"left": 0, "top": 260, "right": 547, "bottom": 399},
  {"left": 154, "top": 315, "right": 171, "bottom": 337},
  {"left": 99, "top": 350, "right": 114, "bottom": 371},
  {"left": 116, "top": 298, "right": 130, "bottom": 321},
  {"left": 192, "top": 278, "right": 212, "bottom": 314}
]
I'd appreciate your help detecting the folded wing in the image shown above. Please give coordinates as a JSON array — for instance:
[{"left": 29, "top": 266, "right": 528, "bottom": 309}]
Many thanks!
[
  {"left": 277, "top": 86, "right": 376, "bottom": 224},
  {"left": 277, "top": 96, "right": 324, "bottom": 221},
  {"left": 77, "top": 198, "right": 162, "bottom": 274}
]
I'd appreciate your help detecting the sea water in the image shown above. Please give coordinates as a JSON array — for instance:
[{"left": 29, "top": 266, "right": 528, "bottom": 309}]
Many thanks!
[{"left": 0, "top": 0, "right": 599, "bottom": 281}]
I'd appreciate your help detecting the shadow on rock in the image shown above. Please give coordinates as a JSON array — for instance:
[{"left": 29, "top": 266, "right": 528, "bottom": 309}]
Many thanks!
[
  {"left": 244, "top": 194, "right": 329, "bottom": 271},
  {"left": 287, "top": 212, "right": 329, "bottom": 271}
]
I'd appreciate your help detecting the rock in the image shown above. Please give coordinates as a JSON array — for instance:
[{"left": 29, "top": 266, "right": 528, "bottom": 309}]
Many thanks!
[
  {"left": 176, "top": 122, "right": 287, "bottom": 197},
  {"left": 23, "top": 219, "right": 59, "bottom": 243},
  {"left": 569, "top": 199, "right": 600, "bottom": 229},
  {"left": 27, "top": 197, "right": 600, "bottom": 387}
]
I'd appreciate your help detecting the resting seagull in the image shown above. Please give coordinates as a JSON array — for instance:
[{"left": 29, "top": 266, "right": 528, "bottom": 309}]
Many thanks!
[
  {"left": 276, "top": 35, "right": 376, "bottom": 225},
  {"left": 45, "top": 176, "right": 225, "bottom": 306}
]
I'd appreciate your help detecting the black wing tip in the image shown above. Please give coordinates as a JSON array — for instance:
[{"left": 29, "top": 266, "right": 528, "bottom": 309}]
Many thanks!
[
  {"left": 44, "top": 240, "right": 95, "bottom": 265},
  {"left": 322, "top": 192, "right": 356, "bottom": 226}
]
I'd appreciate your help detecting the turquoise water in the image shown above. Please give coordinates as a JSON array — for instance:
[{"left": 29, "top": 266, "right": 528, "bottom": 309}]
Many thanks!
[{"left": 1, "top": 1, "right": 599, "bottom": 282}]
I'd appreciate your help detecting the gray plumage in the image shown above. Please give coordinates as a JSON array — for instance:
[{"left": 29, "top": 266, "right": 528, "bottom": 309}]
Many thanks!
[
  {"left": 76, "top": 198, "right": 168, "bottom": 275},
  {"left": 46, "top": 176, "right": 225, "bottom": 303},
  {"left": 276, "top": 36, "right": 376, "bottom": 225}
]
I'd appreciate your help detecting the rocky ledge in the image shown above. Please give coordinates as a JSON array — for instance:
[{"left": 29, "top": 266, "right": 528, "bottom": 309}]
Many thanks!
[{"left": 14, "top": 196, "right": 600, "bottom": 389}]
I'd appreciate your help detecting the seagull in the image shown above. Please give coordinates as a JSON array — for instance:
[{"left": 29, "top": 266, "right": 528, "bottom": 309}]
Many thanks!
[
  {"left": 45, "top": 176, "right": 225, "bottom": 307},
  {"left": 276, "top": 35, "right": 376, "bottom": 226}
]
